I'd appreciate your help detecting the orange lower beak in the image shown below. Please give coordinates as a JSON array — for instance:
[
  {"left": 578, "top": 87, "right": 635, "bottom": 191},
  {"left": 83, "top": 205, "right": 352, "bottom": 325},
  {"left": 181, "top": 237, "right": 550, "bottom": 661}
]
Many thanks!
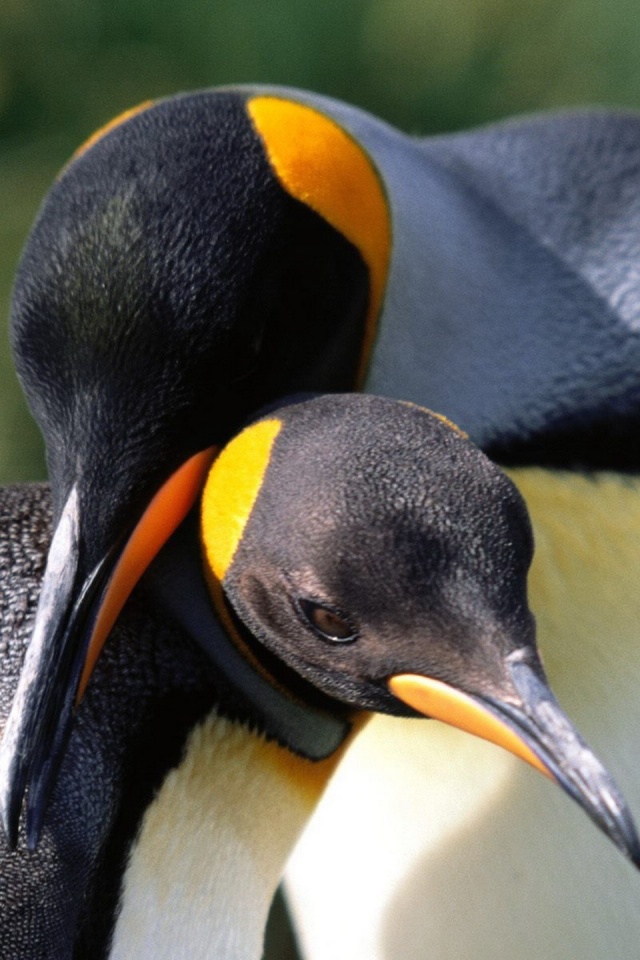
[
  {"left": 389, "top": 657, "right": 640, "bottom": 870},
  {"left": 389, "top": 673, "right": 552, "bottom": 779}
]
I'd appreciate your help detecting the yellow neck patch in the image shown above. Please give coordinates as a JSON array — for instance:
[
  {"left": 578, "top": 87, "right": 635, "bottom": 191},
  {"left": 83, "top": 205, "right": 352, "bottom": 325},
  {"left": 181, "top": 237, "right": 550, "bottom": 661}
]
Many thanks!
[
  {"left": 201, "top": 418, "right": 282, "bottom": 581},
  {"left": 247, "top": 96, "right": 391, "bottom": 386}
]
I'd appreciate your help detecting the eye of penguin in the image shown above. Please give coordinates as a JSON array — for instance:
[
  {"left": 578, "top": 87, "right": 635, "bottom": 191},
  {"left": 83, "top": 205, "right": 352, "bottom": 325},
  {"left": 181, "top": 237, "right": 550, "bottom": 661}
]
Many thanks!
[{"left": 297, "top": 599, "right": 358, "bottom": 643}]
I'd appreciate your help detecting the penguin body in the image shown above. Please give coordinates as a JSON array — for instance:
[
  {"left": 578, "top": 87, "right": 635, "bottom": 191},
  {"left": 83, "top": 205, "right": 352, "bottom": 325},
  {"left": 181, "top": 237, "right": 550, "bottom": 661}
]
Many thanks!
[
  {"left": 2, "top": 87, "right": 640, "bottom": 959},
  {"left": 245, "top": 88, "right": 640, "bottom": 464}
]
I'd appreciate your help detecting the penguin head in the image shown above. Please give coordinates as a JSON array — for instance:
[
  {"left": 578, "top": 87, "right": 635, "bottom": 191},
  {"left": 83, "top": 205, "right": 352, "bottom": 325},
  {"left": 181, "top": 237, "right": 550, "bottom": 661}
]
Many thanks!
[
  {"left": 10, "top": 91, "right": 378, "bottom": 560},
  {"left": 199, "top": 394, "right": 640, "bottom": 865},
  {"left": 203, "top": 395, "right": 534, "bottom": 712}
]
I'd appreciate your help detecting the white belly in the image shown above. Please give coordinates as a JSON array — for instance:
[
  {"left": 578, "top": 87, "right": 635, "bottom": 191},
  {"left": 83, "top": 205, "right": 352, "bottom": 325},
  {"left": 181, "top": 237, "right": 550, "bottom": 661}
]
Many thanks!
[{"left": 109, "top": 712, "right": 344, "bottom": 960}]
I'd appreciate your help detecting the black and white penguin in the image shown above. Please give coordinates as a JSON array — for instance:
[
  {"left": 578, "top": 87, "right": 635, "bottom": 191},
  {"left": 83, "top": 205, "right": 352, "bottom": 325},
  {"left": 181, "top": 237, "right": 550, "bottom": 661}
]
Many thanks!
[{"left": 1, "top": 87, "right": 640, "bottom": 958}]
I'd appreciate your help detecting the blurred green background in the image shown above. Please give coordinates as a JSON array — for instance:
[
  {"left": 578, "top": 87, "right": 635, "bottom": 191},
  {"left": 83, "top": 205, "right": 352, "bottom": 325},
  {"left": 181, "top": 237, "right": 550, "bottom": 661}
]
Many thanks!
[
  {"left": 3, "top": 1, "right": 640, "bottom": 955},
  {"left": 4, "top": 0, "right": 640, "bottom": 482}
]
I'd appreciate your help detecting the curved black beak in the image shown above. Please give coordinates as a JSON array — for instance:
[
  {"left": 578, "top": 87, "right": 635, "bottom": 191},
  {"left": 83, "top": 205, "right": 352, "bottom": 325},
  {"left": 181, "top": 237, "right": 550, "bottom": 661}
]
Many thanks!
[
  {"left": 0, "top": 485, "right": 92, "bottom": 848},
  {"left": 389, "top": 648, "right": 640, "bottom": 870},
  {"left": 0, "top": 449, "right": 215, "bottom": 849}
]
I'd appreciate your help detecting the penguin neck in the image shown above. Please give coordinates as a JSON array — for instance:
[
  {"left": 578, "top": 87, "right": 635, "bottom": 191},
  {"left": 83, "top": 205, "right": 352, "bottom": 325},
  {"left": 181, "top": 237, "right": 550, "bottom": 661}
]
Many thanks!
[{"left": 108, "top": 710, "right": 353, "bottom": 960}]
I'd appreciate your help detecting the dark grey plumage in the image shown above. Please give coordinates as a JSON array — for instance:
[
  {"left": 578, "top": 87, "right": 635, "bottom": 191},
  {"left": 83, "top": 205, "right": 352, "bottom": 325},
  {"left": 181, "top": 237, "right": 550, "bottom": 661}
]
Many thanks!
[{"left": 0, "top": 485, "right": 220, "bottom": 959}]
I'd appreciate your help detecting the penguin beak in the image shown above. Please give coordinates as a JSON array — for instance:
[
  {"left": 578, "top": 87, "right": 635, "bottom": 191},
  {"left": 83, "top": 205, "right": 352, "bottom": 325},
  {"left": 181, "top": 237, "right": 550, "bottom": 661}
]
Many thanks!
[
  {"left": 388, "top": 649, "right": 640, "bottom": 869},
  {"left": 0, "top": 447, "right": 215, "bottom": 848}
]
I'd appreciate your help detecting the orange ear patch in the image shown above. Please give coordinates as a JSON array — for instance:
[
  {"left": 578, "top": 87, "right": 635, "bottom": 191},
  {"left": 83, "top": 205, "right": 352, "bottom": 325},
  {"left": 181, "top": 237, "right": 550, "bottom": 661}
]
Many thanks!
[{"left": 247, "top": 96, "right": 391, "bottom": 386}]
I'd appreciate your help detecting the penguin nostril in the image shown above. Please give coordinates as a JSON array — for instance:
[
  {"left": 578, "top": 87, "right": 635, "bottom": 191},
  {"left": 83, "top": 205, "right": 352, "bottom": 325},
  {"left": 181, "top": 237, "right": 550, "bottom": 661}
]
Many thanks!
[{"left": 297, "top": 598, "right": 358, "bottom": 643}]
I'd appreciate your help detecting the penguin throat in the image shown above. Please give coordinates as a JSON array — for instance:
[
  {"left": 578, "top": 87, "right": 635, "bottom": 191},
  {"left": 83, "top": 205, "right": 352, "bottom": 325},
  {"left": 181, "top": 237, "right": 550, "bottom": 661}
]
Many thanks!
[
  {"left": 145, "top": 511, "right": 351, "bottom": 762},
  {"left": 207, "top": 576, "right": 353, "bottom": 759},
  {"left": 223, "top": 587, "right": 351, "bottom": 714}
]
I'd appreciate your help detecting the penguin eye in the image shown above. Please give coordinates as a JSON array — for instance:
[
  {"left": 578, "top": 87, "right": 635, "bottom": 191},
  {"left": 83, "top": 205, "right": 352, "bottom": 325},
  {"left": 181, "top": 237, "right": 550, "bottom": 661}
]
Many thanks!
[{"left": 297, "top": 599, "right": 358, "bottom": 643}]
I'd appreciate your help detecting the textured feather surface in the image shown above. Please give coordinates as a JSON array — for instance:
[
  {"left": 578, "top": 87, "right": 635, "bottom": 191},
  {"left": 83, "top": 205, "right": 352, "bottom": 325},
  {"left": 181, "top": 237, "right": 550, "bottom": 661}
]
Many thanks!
[{"left": 0, "top": 485, "right": 224, "bottom": 959}]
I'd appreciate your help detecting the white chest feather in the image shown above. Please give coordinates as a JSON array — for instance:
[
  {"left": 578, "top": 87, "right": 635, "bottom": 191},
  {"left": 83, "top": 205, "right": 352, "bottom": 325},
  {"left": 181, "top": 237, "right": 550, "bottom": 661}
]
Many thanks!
[{"left": 108, "top": 714, "right": 341, "bottom": 960}]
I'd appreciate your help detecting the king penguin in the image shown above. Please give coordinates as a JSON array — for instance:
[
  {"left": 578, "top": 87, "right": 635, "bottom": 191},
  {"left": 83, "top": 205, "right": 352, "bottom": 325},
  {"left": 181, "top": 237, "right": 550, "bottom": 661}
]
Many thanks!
[{"left": 1, "top": 87, "right": 640, "bottom": 959}]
